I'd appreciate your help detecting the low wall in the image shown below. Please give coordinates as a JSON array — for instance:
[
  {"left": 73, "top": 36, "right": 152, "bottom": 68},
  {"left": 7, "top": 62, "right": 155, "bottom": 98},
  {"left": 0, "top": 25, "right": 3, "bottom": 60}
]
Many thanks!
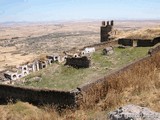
[
  {"left": 76, "top": 44, "right": 160, "bottom": 108},
  {"left": 76, "top": 56, "right": 151, "bottom": 108},
  {"left": 0, "top": 43, "right": 159, "bottom": 110},
  {"left": 153, "top": 37, "right": 160, "bottom": 45},
  {"left": 118, "top": 38, "right": 160, "bottom": 47},
  {"left": 76, "top": 77, "right": 108, "bottom": 108},
  {"left": 148, "top": 43, "right": 160, "bottom": 54},
  {"left": 0, "top": 85, "right": 77, "bottom": 109},
  {"left": 65, "top": 56, "right": 90, "bottom": 68},
  {"left": 84, "top": 40, "right": 118, "bottom": 51},
  {"left": 137, "top": 40, "right": 153, "bottom": 47},
  {"left": 118, "top": 39, "right": 133, "bottom": 46}
]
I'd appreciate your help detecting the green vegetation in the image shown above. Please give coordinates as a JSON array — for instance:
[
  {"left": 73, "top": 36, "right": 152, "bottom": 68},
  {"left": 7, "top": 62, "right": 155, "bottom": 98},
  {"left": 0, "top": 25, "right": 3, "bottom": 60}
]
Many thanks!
[
  {"left": 16, "top": 47, "right": 150, "bottom": 90},
  {"left": 2, "top": 50, "right": 159, "bottom": 120}
]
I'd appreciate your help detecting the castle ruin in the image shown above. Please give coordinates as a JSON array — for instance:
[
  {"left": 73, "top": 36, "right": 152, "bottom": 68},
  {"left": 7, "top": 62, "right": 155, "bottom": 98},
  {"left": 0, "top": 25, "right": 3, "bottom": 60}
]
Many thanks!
[{"left": 100, "top": 20, "right": 114, "bottom": 42}]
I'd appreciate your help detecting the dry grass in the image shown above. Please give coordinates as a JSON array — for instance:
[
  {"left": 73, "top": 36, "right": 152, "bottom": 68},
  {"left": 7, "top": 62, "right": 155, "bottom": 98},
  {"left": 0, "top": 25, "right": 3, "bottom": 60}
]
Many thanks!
[
  {"left": 0, "top": 21, "right": 160, "bottom": 119},
  {"left": 97, "top": 52, "right": 160, "bottom": 112},
  {"left": 125, "top": 27, "right": 160, "bottom": 39},
  {"left": 0, "top": 52, "right": 159, "bottom": 120}
]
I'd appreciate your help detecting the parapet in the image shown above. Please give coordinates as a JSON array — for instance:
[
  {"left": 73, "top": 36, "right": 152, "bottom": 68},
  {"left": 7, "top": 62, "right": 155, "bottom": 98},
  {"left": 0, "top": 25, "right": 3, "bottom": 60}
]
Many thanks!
[{"left": 101, "top": 20, "right": 114, "bottom": 27}]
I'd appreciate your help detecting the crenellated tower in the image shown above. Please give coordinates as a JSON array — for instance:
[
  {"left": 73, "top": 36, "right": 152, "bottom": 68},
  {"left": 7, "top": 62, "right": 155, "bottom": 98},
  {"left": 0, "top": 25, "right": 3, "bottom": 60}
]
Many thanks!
[{"left": 100, "top": 20, "right": 114, "bottom": 42}]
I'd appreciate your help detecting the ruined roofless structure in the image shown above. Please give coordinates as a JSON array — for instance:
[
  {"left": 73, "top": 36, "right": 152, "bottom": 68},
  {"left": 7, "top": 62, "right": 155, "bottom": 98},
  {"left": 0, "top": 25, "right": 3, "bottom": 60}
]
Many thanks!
[{"left": 100, "top": 20, "right": 114, "bottom": 42}]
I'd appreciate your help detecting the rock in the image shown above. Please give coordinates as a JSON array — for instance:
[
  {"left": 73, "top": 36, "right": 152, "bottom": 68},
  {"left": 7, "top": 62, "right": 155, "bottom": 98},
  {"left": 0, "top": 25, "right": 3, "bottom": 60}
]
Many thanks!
[{"left": 109, "top": 104, "right": 160, "bottom": 120}]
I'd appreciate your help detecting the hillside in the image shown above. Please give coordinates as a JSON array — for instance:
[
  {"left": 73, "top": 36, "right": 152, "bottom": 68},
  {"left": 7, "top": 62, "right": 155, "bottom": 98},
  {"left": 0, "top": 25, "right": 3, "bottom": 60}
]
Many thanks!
[
  {"left": 0, "top": 21, "right": 160, "bottom": 120},
  {"left": 0, "top": 50, "right": 159, "bottom": 120}
]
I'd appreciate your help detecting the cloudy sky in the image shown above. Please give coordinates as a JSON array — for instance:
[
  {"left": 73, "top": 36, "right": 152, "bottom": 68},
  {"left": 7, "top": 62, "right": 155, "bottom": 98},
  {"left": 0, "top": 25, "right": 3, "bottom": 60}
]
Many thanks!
[{"left": 0, "top": 0, "right": 160, "bottom": 22}]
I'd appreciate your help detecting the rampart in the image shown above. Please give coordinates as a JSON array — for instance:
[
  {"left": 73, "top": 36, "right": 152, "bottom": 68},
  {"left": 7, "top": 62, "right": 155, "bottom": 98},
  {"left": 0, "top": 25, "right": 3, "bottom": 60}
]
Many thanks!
[
  {"left": 100, "top": 21, "right": 114, "bottom": 42},
  {"left": 76, "top": 44, "right": 160, "bottom": 108},
  {"left": 0, "top": 42, "right": 159, "bottom": 109},
  {"left": 118, "top": 37, "right": 160, "bottom": 47},
  {"left": 0, "top": 85, "right": 77, "bottom": 109},
  {"left": 84, "top": 40, "right": 118, "bottom": 51}
]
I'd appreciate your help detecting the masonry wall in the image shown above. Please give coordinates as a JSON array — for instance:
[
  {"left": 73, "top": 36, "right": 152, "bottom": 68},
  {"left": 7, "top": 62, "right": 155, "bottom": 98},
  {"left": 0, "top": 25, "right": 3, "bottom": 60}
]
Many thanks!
[
  {"left": 76, "top": 44, "right": 160, "bottom": 108},
  {"left": 118, "top": 39, "right": 133, "bottom": 46},
  {"left": 100, "top": 21, "right": 113, "bottom": 42},
  {"left": 84, "top": 40, "right": 118, "bottom": 51},
  {"left": 76, "top": 78, "right": 108, "bottom": 108},
  {"left": 101, "top": 26, "right": 112, "bottom": 42},
  {"left": 118, "top": 38, "right": 160, "bottom": 47},
  {"left": 0, "top": 43, "right": 159, "bottom": 110},
  {"left": 137, "top": 40, "right": 153, "bottom": 47},
  {"left": 0, "top": 85, "right": 76, "bottom": 109},
  {"left": 65, "top": 56, "right": 90, "bottom": 68},
  {"left": 153, "top": 37, "right": 160, "bottom": 45}
]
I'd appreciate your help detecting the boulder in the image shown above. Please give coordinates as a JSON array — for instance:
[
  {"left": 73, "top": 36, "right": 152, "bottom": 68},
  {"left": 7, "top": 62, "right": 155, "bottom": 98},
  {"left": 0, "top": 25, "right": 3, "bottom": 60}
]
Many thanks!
[{"left": 109, "top": 104, "right": 160, "bottom": 120}]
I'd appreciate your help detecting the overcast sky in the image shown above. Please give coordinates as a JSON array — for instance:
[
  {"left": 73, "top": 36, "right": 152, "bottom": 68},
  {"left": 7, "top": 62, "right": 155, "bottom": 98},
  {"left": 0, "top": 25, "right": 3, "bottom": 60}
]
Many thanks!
[{"left": 0, "top": 0, "right": 160, "bottom": 22}]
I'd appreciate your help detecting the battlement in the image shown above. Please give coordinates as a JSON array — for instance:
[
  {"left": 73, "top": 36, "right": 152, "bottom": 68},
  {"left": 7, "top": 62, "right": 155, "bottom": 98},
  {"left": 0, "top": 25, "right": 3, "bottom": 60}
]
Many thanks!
[
  {"left": 100, "top": 20, "right": 114, "bottom": 42},
  {"left": 101, "top": 20, "right": 114, "bottom": 27}
]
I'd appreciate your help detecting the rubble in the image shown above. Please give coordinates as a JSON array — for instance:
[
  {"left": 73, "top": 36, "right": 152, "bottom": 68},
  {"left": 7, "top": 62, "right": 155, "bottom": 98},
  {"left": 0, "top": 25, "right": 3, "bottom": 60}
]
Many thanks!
[
  {"left": 109, "top": 104, "right": 160, "bottom": 120},
  {"left": 103, "top": 46, "right": 114, "bottom": 55}
]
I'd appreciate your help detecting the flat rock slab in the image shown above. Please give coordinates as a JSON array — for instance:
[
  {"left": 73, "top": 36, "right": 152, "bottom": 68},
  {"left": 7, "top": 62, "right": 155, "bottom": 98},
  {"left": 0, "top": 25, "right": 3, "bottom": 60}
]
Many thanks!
[{"left": 109, "top": 104, "right": 160, "bottom": 120}]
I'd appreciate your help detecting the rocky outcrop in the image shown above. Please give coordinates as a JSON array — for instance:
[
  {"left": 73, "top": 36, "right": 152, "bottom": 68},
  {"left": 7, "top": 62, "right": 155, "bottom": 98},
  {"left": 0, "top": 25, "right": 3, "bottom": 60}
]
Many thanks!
[{"left": 109, "top": 104, "right": 160, "bottom": 120}]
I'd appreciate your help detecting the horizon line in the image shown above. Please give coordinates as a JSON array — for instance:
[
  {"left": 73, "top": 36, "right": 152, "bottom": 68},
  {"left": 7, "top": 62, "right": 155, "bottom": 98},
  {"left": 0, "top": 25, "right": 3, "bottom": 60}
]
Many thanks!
[{"left": 1, "top": 19, "right": 160, "bottom": 24}]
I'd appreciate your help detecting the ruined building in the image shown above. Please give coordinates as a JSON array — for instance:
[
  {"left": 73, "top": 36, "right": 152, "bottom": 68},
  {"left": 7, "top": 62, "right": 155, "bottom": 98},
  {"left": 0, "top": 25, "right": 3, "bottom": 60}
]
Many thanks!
[
  {"left": 100, "top": 20, "right": 114, "bottom": 42},
  {"left": 65, "top": 56, "right": 91, "bottom": 68}
]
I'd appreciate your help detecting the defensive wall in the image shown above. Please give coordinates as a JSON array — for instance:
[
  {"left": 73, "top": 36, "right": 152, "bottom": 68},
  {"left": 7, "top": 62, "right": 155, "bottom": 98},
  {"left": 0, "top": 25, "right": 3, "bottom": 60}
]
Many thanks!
[
  {"left": 100, "top": 21, "right": 114, "bottom": 42},
  {"left": 118, "top": 37, "right": 160, "bottom": 47},
  {"left": 0, "top": 42, "right": 159, "bottom": 109},
  {"left": 0, "top": 85, "right": 77, "bottom": 109},
  {"left": 83, "top": 39, "right": 118, "bottom": 51},
  {"left": 76, "top": 52, "right": 159, "bottom": 108}
]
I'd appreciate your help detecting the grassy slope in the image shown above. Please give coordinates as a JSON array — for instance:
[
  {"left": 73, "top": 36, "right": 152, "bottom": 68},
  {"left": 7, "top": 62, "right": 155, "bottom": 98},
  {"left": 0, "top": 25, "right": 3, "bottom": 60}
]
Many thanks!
[
  {"left": 0, "top": 52, "right": 159, "bottom": 120},
  {"left": 16, "top": 47, "right": 150, "bottom": 90}
]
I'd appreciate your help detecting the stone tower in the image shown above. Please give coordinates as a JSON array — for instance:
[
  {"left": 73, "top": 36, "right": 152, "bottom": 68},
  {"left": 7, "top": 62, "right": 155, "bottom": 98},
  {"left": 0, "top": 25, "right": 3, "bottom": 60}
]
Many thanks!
[{"left": 100, "top": 20, "right": 114, "bottom": 42}]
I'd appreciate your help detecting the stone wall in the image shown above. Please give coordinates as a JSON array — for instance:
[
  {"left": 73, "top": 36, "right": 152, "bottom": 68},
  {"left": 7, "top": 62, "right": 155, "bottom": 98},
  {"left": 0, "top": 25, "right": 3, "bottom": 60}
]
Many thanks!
[
  {"left": 118, "top": 38, "right": 160, "bottom": 47},
  {"left": 76, "top": 56, "right": 151, "bottom": 108},
  {"left": 75, "top": 44, "right": 160, "bottom": 108},
  {"left": 84, "top": 40, "right": 118, "bottom": 51},
  {"left": 0, "top": 43, "right": 159, "bottom": 110},
  {"left": 137, "top": 40, "right": 153, "bottom": 47},
  {"left": 153, "top": 37, "right": 160, "bottom": 45},
  {"left": 118, "top": 39, "right": 133, "bottom": 46},
  {"left": 0, "top": 85, "right": 76, "bottom": 109},
  {"left": 100, "top": 21, "right": 113, "bottom": 42},
  {"left": 77, "top": 77, "right": 108, "bottom": 108},
  {"left": 65, "top": 56, "right": 90, "bottom": 68}
]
